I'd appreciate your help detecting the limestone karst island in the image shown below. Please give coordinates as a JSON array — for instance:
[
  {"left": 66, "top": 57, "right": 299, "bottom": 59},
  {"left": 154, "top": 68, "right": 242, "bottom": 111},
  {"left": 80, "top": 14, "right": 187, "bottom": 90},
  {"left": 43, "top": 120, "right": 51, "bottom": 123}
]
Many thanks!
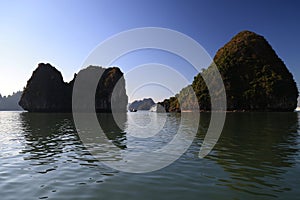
[
  {"left": 17, "top": 31, "right": 298, "bottom": 113},
  {"left": 2, "top": 1, "right": 300, "bottom": 200},
  {"left": 159, "top": 31, "right": 298, "bottom": 112},
  {"left": 19, "top": 63, "right": 128, "bottom": 112}
]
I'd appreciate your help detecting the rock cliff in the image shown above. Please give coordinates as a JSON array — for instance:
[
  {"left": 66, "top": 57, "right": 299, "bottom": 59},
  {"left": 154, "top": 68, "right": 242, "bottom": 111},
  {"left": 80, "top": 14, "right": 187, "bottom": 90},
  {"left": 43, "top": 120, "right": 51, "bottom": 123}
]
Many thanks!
[
  {"left": 161, "top": 31, "right": 298, "bottom": 112},
  {"left": 19, "top": 63, "right": 128, "bottom": 112}
]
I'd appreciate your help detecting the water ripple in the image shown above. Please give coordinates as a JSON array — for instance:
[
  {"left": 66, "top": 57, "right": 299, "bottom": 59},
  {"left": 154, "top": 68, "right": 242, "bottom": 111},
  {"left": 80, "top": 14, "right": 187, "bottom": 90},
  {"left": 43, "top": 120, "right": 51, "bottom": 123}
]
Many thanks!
[{"left": 0, "top": 111, "right": 299, "bottom": 199}]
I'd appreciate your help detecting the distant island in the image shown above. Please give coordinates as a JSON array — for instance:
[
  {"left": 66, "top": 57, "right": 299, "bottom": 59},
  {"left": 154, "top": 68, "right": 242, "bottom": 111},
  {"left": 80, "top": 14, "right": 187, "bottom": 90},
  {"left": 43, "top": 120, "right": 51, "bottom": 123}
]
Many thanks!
[
  {"left": 128, "top": 98, "right": 155, "bottom": 111},
  {"left": 159, "top": 30, "right": 298, "bottom": 112},
  {"left": 0, "top": 91, "right": 23, "bottom": 111},
  {"left": 19, "top": 63, "right": 128, "bottom": 112}
]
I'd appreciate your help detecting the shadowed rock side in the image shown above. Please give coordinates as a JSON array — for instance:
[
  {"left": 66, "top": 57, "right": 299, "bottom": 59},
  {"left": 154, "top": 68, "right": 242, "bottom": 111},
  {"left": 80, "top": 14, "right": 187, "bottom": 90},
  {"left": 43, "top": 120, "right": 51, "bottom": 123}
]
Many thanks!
[
  {"left": 19, "top": 63, "right": 128, "bottom": 112},
  {"left": 161, "top": 30, "right": 298, "bottom": 112},
  {"left": 19, "top": 63, "right": 71, "bottom": 112},
  {"left": 73, "top": 66, "right": 128, "bottom": 112}
]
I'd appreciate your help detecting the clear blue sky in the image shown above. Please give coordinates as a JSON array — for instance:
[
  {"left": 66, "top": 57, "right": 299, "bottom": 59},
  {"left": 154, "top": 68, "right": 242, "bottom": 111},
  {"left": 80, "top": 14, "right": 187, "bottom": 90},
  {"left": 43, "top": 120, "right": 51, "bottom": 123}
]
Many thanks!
[{"left": 0, "top": 0, "right": 299, "bottom": 102}]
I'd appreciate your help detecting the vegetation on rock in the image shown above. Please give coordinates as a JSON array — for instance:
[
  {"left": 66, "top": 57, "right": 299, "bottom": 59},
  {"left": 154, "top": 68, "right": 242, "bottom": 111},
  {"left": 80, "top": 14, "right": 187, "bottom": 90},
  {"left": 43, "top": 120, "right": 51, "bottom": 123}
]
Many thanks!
[{"left": 160, "top": 31, "right": 298, "bottom": 112}]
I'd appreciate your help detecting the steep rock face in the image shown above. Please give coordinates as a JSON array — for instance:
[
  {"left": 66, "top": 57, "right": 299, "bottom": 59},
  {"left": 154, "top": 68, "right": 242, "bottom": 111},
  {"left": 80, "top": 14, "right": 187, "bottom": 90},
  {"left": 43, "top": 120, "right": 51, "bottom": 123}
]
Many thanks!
[
  {"left": 19, "top": 63, "right": 71, "bottom": 112},
  {"left": 19, "top": 63, "right": 128, "bottom": 112},
  {"left": 161, "top": 30, "right": 298, "bottom": 112},
  {"left": 81, "top": 66, "right": 128, "bottom": 112},
  {"left": 212, "top": 30, "right": 298, "bottom": 111},
  {"left": 129, "top": 98, "right": 155, "bottom": 110}
]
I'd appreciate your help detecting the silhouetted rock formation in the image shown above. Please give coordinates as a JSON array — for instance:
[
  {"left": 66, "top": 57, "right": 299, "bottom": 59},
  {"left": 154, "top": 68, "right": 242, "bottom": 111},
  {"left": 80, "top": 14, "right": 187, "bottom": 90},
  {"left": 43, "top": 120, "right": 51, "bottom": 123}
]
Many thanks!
[
  {"left": 19, "top": 63, "right": 128, "bottom": 112},
  {"left": 19, "top": 63, "right": 71, "bottom": 112},
  {"left": 128, "top": 98, "right": 155, "bottom": 111},
  {"left": 0, "top": 91, "right": 23, "bottom": 110},
  {"left": 161, "top": 30, "right": 298, "bottom": 112}
]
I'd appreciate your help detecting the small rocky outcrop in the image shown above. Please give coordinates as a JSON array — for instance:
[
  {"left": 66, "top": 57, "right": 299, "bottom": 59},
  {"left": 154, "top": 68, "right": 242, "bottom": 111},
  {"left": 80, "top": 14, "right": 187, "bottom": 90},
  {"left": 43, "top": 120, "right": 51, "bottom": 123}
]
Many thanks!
[
  {"left": 19, "top": 63, "right": 128, "bottom": 112},
  {"left": 149, "top": 104, "right": 166, "bottom": 112},
  {"left": 128, "top": 98, "right": 155, "bottom": 111}
]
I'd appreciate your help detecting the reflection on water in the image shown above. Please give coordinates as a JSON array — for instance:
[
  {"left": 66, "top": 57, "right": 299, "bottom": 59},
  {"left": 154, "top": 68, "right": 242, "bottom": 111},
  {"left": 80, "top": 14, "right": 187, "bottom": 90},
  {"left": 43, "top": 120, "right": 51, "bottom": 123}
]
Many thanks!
[
  {"left": 97, "top": 113, "right": 127, "bottom": 149},
  {"left": 199, "top": 112, "right": 300, "bottom": 198},
  {"left": 20, "top": 112, "right": 127, "bottom": 164},
  {"left": 0, "top": 111, "right": 299, "bottom": 199},
  {"left": 20, "top": 113, "right": 78, "bottom": 165}
]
